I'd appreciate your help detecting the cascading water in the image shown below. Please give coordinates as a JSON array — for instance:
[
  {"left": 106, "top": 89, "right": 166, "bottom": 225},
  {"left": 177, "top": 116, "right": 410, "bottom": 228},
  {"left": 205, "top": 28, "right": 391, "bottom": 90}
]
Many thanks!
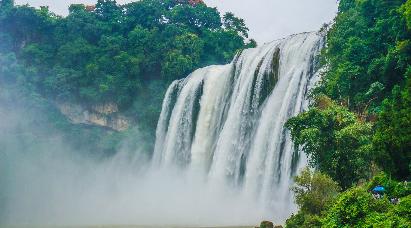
[{"left": 154, "top": 32, "right": 324, "bottom": 221}]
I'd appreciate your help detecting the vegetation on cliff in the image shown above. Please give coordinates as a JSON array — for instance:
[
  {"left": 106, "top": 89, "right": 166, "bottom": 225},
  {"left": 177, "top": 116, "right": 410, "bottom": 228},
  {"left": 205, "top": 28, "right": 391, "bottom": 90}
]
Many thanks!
[
  {"left": 0, "top": 0, "right": 254, "bottom": 154},
  {"left": 286, "top": 0, "right": 411, "bottom": 226}
]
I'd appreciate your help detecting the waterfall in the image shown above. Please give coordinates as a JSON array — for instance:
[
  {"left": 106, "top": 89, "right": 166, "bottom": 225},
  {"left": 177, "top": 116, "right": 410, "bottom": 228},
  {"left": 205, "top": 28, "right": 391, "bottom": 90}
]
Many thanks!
[{"left": 154, "top": 32, "right": 323, "bottom": 221}]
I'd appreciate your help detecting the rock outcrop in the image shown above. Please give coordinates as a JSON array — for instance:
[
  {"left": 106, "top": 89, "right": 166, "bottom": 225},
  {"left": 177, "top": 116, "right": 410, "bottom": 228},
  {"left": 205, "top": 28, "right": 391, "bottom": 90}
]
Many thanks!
[{"left": 57, "top": 102, "right": 131, "bottom": 131}]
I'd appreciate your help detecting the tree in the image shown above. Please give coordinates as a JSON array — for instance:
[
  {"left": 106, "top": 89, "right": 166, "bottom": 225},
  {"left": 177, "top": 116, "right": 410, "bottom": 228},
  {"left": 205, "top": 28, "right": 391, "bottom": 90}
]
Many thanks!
[
  {"left": 0, "top": 0, "right": 14, "bottom": 15},
  {"left": 123, "top": 0, "right": 166, "bottom": 30},
  {"left": 168, "top": 2, "right": 221, "bottom": 31},
  {"left": 0, "top": 0, "right": 252, "bottom": 152},
  {"left": 0, "top": 52, "right": 22, "bottom": 84},
  {"left": 1, "top": 5, "right": 56, "bottom": 50},
  {"left": 286, "top": 0, "right": 411, "bottom": 226},
  {"left": 316, "top": 0, "right": 409, "bottom": 111},
  {"left": 403, "top": 0, "right": 411, "bottom": 29},
  {"left": 322, "top": 187, "right": 410, "bottom": 227},
  {"left": 223, "top": 12, "right": 249, "bottom": 38},
  {"left": 61, "top": 5, "right": 109, "bottom": 44},
  {"left": 56, "top": 38, "right": 96, "bottom": 69},
  {"left": 286, "top": 168, "right": 340, "bottom": 228},
  {"left": 373, "top": 77, "right": 411, "bottom": 179},
  {"left": 95, "top": 0, "right": 121, "bottom": 22},
  {"left": 162, "top": 33, "right": 204, "bottom": 80},
  {"left": 292, "top": 168, "right": 340, "bottom": 215},
  {"left": 68, "top": 4, "right": 86, "bottom": 14},
  {"left": 286, "top": 96, "right": 373, "bottom": 189}
]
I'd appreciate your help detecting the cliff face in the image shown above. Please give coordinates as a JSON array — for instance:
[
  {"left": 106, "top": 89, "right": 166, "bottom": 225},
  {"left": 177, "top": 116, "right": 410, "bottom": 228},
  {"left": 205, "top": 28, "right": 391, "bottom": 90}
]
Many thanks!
[{"left": 57, "top": 102, "right": 131, "bottom": 131}]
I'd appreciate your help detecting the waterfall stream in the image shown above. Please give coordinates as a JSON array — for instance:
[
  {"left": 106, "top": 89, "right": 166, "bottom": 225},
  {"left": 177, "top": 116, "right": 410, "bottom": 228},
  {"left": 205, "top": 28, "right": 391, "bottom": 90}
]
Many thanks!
[{"left": 153, "top": 32, "right": 323, "bottom": 219}]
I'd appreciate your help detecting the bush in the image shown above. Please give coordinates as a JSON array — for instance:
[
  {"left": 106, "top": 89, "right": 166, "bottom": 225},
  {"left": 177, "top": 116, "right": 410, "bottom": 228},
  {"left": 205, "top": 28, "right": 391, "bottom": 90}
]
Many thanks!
[
  {"left": 286, "top": 213, "right": 321, "bottom": 228},
  {"left": 285, "top": 168, "right": 340, "bottom": 228},
  {"left": 292, "top": 168, "right": 340, "bottom": 215},
  {"left": 367, "top": 172, "right": 411, "bottom": 198},
  {"left": 320, "top": 186, "right": 410, "bottom": 227}
]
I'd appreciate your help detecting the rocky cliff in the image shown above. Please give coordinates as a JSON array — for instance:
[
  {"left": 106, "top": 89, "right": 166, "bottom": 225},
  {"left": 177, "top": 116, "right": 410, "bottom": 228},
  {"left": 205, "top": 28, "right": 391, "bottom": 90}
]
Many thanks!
[{"left": 57, "top": 102, "right": 131, "bottom": 131}]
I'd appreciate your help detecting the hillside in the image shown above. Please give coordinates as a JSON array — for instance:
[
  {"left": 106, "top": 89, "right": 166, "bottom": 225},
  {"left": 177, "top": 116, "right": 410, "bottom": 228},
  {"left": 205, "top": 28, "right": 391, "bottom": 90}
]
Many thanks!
[
  {"left": 0, "top": 0, "right": 255, "bottom": 155},
  {"left": 285, "top": 0, "right": 411, "bottom": 226}
]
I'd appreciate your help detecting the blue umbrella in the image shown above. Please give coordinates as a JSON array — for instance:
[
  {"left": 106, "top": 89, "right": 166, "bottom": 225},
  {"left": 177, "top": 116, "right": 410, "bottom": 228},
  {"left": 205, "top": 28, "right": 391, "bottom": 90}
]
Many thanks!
[{"left": 373, "top": 186, "right": 385, "bottom": 192}]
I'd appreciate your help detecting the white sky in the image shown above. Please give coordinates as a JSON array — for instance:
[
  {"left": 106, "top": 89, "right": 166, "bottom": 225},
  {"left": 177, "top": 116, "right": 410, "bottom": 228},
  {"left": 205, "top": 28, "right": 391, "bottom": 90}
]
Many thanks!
[{"left": 15, "top": 0, "right": 338, "bottom": 44}]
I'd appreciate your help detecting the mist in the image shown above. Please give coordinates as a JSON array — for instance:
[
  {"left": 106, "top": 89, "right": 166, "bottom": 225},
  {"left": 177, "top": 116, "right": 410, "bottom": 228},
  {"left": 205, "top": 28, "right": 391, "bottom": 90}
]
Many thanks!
[{"left": 0, "top": 101, "right": 276, "bottom": 226}]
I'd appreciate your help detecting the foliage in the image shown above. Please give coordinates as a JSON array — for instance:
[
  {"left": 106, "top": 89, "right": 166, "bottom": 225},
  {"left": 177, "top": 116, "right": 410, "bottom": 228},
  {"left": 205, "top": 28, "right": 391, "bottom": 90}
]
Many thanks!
[
  {"left": 318, "top": 0, "right": 411, "bottom": 180},
  {"left": 286, "top": 168, "right": 339, "bottom": 228},
  {"left": 0, "top": 0, "right": 253, "bottom": 112},
  {"left": 287, "top": 1, "right": 411, "bottom": 225},
  {"left": 287, "top": 0, "right": 411, "bottom": 190},
  {"left": 373, "top": 76, "right": 411, "bottom": 179},
  {"left": 286, "top": 173, "right": 411, "bottom": 228},
  {"left": 259, "top": 221, "right": 274, "bottom": 228},
  {"left": 223, "top": 12, "right": 249, "bottom": 38},
  {"left": 322, "top": 186, "right": 410, "bottom": 227},
  {"left": 286, "top": 98, "right": 373, "bottom": 189},
  {"left": 0, "top": 0, "right": 254, "bottom": 153},
  {"left": 286, "top": 213, "right": 322, "bottom": 228},
  {"left": 292, "top": 168, "right": 340, "bottom": 215},
  {"left": 315, "top": 1, "right": 411, "bottom": 181},
  {"left": 317, "top": 0, "right": 410, "bottom": 112},
  {"left": 367, "top": 172, "right": 411, "bottom": 198}
]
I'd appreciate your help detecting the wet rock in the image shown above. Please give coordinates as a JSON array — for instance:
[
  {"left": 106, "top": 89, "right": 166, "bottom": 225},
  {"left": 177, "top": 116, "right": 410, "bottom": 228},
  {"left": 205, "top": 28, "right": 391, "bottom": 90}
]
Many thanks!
[{"left": 57, "top": 102, "right": 131, "bottom": 131}]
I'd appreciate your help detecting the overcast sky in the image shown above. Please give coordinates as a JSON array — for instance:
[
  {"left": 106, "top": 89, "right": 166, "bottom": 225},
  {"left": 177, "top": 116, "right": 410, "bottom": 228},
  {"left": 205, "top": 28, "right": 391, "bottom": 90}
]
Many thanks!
[{"left": 15, "top": 0, "right": 338, "bottom": 44}]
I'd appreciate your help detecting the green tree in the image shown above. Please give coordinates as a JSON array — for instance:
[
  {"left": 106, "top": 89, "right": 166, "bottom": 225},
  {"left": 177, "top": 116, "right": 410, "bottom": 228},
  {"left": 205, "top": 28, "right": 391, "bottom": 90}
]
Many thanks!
[
  {"left": 373, "top": 77, "right": 411, "bottom": 179},
  {"left": 223, "top": 12, "right": 249, "bottom": 38},
  {"left": 317, "top": 0, "right": 409, "bottom": 111},
  {"left": 286, "top": 0, "right": 411, "bottom": 226},
  {"left": 286, "top": 97, "right": 373, "bottom": 189},
  {"left": 292, "top": 168, "right": 341, "bottom": 215},
  {"left": 168, "top": 2, "right": 221, "bottom": 31},
  {"left": 322, "top": 187, "right": 410, "bottom": 227},
  {"left": 0, "top": 0, "right": 253, "bottom": 153},
  {"left": 0, "top": 5, "right": 57, "bottom": 50},
  {"left": 402, "top": 0, "right": 411, "bottom": 29},
  {"left": 0, "top": 52, "right": 22, "bottom": 84},
  {"left": 61, "top": 5, "right": 109, "bottom": 44},
  {"left": 95, "top": 0, "right": 121, "bottom": 22},
  {"left": 56, "top": 38, "right": 96, "bottom": 69},
  {"left": 162, "top": 33, "right": 204, "bottom": 80},
  {"left": 286, "top": 168, "right": 340, "bottom": 228},
  {"left": 0, "top": 0, "right": 14, "bottom": 17}
]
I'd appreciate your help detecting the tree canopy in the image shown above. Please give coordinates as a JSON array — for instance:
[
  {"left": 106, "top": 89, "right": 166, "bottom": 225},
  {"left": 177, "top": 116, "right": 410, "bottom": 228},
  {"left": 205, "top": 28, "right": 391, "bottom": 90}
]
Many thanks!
[
  {"left": 286, "top": 97, "right": 373, "bottom": 189},
  {"left": 286, "top": 0, "right": 411, "bottom": 226},
  {"left": 0, "top": 0, "right": 255, "bottom": 155},
  {"left": 0, "top": 0, "right": 255, "bottom": 108},
  {"left": 287, "top": 0, "right": 411, "bottom": 188}
]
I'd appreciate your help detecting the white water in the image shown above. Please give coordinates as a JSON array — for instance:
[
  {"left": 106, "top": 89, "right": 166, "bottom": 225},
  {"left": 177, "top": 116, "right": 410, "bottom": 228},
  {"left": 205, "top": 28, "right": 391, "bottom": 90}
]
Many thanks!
[{"left": 154, "top": 32, "right": 323, "bottom": 222}]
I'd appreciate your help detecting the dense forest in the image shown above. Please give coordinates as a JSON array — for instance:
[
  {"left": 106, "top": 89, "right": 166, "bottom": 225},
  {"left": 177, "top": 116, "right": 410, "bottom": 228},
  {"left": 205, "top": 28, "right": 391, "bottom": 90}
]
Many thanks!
[
  {"left": 0, "top": 0, "right": 254, "bottom": 154},
  {"left": 285, "top": 0, "right": 411, "bottom": 226}
]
